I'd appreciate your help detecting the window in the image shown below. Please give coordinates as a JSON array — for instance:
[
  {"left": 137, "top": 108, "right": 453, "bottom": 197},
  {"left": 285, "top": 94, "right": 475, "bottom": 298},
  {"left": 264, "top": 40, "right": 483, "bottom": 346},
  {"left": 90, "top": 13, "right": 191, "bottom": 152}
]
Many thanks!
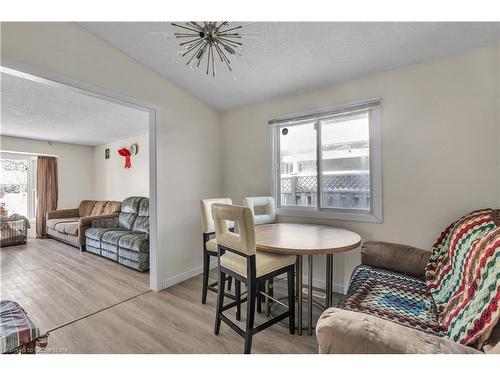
[
  {"left": 270, "top": 100, "right": 382, "bottom": 222},
  {"left": 0, "top": 155, "right": 36, "bottom": 220}
]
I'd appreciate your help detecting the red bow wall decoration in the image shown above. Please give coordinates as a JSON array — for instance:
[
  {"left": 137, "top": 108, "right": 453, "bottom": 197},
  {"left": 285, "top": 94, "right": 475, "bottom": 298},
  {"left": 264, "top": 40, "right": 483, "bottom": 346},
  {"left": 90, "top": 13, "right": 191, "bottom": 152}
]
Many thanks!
[{"left": 118, "top": 147, "right": 132, "bottom": 168}]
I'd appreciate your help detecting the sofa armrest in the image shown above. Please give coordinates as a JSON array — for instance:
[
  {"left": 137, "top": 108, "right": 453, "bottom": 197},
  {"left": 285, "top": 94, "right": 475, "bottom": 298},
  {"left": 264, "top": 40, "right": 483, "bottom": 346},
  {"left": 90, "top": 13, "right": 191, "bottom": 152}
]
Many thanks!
[
  {"left": 78, "top": 214, "right": 119, "bottom": 245},
  {"left": 316, "top": 308, "right": 480, "bottom": 354},
  {"left": 47, "top": 208, "right": 79, "bottom": 220},
  {"left": 361, "top": 241, "right": 431, "bottom": 278}
]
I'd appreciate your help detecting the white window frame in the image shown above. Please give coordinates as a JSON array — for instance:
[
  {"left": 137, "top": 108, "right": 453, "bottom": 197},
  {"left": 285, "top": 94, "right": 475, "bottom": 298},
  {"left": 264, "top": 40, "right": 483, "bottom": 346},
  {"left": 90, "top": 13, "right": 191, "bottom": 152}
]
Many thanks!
[{"left": 269, "top": 99, "right": 383, "bottom": 223}]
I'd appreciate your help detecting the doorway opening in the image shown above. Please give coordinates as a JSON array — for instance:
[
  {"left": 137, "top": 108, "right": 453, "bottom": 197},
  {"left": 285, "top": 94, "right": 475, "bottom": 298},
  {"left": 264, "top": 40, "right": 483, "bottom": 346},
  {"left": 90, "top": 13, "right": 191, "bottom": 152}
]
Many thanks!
[{"left": 1, "top": 61, "right": 159, "bottom": 291}]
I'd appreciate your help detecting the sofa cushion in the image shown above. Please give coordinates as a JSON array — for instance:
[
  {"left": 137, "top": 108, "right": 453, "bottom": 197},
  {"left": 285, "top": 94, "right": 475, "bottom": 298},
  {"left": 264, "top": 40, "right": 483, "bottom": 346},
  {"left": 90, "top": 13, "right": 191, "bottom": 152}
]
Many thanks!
[
  {"left": 118, "top": 197, "right": 147, "bottom": 230},
  {"left": 132, "top": 198, "right": 149, "bottom": 233},
  {"left": 102, "top": 229, "right": 130, "bottom": 245},
  {"left": 89, "top": 201, "right": 107, "bottom": 216},
  {"left": 85, "top": 227, "right": 115, "bottom": 241},
  {"left": 79, "top": 200, "right": 96, "bottom": 217},
  {"left": 54, "top": 221, "right": 79, "bottom": 236},
  {"left": 89, "top": 201, "right": 122, "bottom": 216},
  {"left": 103, "top": 201, "right": 121, "bottom": 215},
  {"left": 426, "top": 208, "right": 500, "bottom": 348},
  {"left": 316, "top": 307, "right": 479, "bottom": 354},
  {"left": 118, "top": 232, "right": 149, "bottom": 252},
  {"left": 339, "top": 265, "right": 444, "bottom": 337},
  {"left": 122, "top": 197, "right": 142, "bottom": 214},
  {"left": 118, "top": 213, "right": 136, "bottom": 230},
  {"left": 47, "top": 217, "right": 79, "bottom": 230}
]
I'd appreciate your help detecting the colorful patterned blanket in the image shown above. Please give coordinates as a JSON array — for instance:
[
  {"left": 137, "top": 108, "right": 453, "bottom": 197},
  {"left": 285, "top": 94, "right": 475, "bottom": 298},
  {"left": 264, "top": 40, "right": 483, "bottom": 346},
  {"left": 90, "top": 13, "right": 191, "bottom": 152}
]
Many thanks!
[
  {"left": 0, "top": 300, "right": 46, "bottom": 353},
  {"left": 339, "top": 265, "right": 444, "bottom": 336},
  {"left": 426, "top": 209, "right": 500, "bottom": 349}
]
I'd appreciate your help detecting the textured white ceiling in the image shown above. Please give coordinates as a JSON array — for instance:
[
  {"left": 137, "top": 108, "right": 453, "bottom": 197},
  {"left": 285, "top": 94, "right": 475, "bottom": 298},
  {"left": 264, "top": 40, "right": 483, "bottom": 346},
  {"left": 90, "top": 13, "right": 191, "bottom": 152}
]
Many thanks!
[
  {"left": 80, "top": 22, "right": 499, "bottom": 112},
  {"left": 0, "top": 72, "right": 149, "bottom": 146}
]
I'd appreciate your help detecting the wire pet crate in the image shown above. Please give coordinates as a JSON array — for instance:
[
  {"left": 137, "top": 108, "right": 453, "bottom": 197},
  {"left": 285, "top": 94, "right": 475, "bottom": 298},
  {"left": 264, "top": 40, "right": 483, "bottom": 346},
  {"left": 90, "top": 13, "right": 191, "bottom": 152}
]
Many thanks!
[{"left": 0, "top": 215, "right": 29, "bottom": 247}]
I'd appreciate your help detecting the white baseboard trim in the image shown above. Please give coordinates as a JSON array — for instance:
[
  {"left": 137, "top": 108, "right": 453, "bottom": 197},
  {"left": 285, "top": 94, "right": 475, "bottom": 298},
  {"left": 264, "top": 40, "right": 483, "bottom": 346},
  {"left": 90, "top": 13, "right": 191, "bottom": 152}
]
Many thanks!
[
  {"left": 161, "top": 260, "right": 218, "bottom": 290},
  {"left": 162, "top": 261, "right": 346, "bottom": 294},
  {"left": 307, "top": 277, "right": 346, "bottom": 295}
]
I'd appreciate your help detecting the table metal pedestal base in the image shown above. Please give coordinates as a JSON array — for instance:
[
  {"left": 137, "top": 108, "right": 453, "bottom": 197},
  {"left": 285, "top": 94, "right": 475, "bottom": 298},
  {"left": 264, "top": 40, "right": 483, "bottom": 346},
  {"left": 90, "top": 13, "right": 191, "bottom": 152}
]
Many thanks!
[{"left": 269, "top": 296, "right": 325, "bottom": 333}]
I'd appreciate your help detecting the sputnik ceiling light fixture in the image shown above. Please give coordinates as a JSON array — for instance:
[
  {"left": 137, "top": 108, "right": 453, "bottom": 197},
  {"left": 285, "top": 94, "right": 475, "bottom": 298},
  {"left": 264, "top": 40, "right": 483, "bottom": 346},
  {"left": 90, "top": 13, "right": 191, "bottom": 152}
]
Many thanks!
[{"left": 171, "top": 22, "right": 245, "bottom": 78}]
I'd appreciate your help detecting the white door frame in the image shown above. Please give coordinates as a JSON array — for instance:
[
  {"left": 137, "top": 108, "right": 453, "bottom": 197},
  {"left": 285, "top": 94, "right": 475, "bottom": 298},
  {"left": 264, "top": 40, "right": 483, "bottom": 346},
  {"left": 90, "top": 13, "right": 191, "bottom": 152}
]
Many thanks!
[{"left": 0, "top": 58, "right": 161, "bottom": 291}]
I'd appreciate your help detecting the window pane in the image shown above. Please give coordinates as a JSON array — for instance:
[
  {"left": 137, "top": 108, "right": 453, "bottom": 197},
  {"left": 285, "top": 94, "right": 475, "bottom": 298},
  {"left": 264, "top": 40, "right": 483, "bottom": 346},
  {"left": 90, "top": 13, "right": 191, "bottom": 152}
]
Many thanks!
[
  {"left": 320, "top": 112, "right": 370, "bottom": 210},
  {"left": 279, "top": 122, "right": 317, "bottom": 207}
]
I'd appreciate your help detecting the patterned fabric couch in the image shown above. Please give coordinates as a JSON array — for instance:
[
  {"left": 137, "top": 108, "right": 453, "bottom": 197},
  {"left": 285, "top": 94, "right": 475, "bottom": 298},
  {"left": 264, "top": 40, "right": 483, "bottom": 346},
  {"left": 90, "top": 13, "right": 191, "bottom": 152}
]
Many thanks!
[
  {"left": 84, "top": 196, "right": 149, "bottom": 272},
  {"left": 46, "top": 200, "right": 121, "bottom": 250},
  {"left": 316, "top": 209, "right": 500, "bottom": 354}
]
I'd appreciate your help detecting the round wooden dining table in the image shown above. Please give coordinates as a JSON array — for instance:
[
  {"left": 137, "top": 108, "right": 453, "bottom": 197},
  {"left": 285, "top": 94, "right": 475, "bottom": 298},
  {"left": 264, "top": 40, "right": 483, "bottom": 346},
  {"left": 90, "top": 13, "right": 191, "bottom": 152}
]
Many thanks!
[{"left": 255, "top": 223, "right": 361, "bottom": 336}]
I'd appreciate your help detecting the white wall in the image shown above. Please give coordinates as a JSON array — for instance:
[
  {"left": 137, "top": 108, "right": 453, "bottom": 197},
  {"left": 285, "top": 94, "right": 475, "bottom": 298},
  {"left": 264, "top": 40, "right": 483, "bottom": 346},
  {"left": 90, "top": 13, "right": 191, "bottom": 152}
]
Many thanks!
[
  {"left": 221, "top": 45, "right": 500, "bottom": 292},
  {"left": 1, "top": 22, "right": 223, "bottom": 291},
  {"left": 93, "top": 133, "right": 149, "bottom": 201},
  {"left": 0, "top": 135, "right": 95, "bottom": 209}
]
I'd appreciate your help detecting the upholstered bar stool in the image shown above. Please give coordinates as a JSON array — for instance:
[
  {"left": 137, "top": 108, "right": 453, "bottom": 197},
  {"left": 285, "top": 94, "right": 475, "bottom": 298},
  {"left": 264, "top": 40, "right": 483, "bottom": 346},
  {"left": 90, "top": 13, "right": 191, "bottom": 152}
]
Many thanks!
[
  {"left": 212, "top": 203, "right": 295, "bottom": 354},
  {"left": 200, "top": 198, "right": 235, "bottom": 305},
  {"left": 243, "top": 196, "right": 276, "bottom": 225},
  {"left": 243, "top": 196, "right": 277, "bottom": 315}
]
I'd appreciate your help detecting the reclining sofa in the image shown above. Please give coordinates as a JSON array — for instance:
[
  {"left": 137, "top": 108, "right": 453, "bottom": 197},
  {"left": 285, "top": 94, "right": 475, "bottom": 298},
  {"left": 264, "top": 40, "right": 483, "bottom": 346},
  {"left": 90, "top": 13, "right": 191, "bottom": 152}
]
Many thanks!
[
  {"left": 85, "top": 196, "right": 150, "bottom": 272},
  {"left": 316, "top": 208, "right": 500, "bottom": 354},
  {"left": 46, "top": 200, "right": 121, "bottom": 250}
]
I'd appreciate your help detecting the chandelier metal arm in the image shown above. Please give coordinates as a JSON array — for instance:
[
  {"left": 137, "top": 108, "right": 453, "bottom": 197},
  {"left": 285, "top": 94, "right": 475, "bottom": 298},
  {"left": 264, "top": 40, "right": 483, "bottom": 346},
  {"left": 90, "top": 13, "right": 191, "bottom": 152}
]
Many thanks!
[
  {"left": 218, "top": 25, "right": 243, "bottom": 34},
  {"left": 196, "top": 43, "right": 209, "bottom": 67},
  {"left": 189, "top": 22, "right": 204, "bottom": 30},
  {"left": 219, "top": 37, "right": 242, "bottom": 46},
  {"left": 170, "top": 23, "right": 200, "bottom": 33},
  {"left": 179, "top": 38, "right": 201, "bottom": 46},
  {"left": 185, "top": 42, "right": 206, "bottom": 66},
  {"left": 182, "top": 39, "right": 205, "bottom": 57},
  {"left": 214, "top": 43, "right": 233, "bottom": 71},
  {"left": 214, "top": 22, "right": 228, "bottom": 32}
]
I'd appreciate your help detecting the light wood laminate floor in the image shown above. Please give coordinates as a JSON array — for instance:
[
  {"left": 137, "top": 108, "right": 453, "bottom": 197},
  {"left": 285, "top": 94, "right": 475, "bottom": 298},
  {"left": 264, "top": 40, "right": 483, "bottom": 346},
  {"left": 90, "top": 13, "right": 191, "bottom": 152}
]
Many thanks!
[{"left": 1, "top": 238, "right": 318, "bottom": 353}]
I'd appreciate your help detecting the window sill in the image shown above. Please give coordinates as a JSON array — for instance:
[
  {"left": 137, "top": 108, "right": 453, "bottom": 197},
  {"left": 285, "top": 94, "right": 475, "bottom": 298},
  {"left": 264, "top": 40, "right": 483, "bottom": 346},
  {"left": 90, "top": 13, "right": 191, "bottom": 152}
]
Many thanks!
[{"left": 276, "top": 207, "right": 383, "bottom": 223}]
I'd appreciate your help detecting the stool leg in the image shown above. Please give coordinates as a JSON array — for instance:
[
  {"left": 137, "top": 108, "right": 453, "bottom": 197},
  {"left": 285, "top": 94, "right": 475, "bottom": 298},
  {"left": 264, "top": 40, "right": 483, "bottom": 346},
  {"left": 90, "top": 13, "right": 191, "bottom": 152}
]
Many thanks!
[
  {"left": 235, "top": 279, "right": 241, "bottom": 321},
  {"left": 214, "top": 270, "right": 226, "bottom": 335},
  {"left": 297, "top": 255, "right": 303, "bottom": 336},
  {"left": 287, "top": 267, "right": 295, "bottom": 335},
  {"left": 201, "top": 251, "right": 210, "bottom": 304},
  {"left": 265, "top": 278, "right": 274, "bottom": 316},
  {"left": 265, "top": 280, "right": 271, "bottom": 316},
  {"left": 256, "top": 281, "right": 262, "bottom": 314},
  {"left": 227, "top": 276, "right": 233, "bottom": 291},
  {"left": 244, "top": 278, "right": 256, "bottom": 354},
  {"left": 308, "top": 254, "right": 313, "bottom": 336}
]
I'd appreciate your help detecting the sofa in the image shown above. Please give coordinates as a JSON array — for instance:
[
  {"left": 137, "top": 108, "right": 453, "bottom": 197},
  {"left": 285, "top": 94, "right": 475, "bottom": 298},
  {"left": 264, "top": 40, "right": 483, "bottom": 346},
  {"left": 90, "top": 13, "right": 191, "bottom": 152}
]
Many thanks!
[
  {"left": 46, "top": 200, "right": 121, "bottom": 250},
  {"left": 316, "top": 208, "right": 500, "bottom": 354},
  {"left": 85, "top": 196, "right": 149, "bottom": 272}
]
